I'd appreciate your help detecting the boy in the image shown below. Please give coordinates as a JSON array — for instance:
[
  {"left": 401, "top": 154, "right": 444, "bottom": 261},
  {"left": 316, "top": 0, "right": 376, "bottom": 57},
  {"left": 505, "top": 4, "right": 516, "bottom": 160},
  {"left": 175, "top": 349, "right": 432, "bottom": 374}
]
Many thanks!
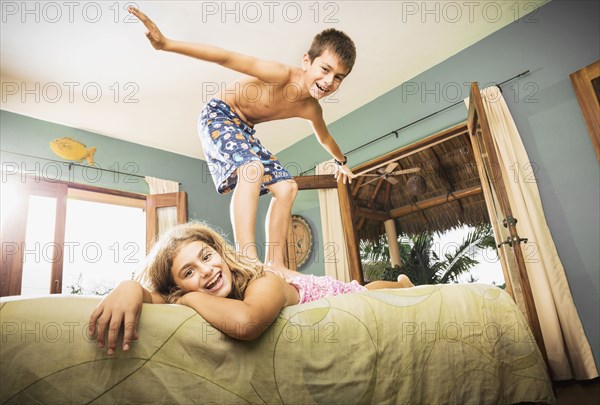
[{"left": 129, "top": 7, "right": 356, "bottom": 272}]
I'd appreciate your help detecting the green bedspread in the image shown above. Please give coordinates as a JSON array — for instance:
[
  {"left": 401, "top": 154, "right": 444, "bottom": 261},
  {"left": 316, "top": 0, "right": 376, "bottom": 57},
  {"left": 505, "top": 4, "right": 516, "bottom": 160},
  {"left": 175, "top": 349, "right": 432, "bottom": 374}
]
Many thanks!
[{"left": 0, "top": 283, "right": 554, "bottom": 404}]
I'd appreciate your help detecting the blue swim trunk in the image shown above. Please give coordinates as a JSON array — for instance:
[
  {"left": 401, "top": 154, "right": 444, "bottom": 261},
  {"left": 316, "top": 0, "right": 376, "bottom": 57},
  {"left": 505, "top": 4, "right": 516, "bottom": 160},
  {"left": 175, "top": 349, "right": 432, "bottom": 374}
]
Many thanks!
[{"left": 198, "top": 98, "right": 293, "bottom": 195}]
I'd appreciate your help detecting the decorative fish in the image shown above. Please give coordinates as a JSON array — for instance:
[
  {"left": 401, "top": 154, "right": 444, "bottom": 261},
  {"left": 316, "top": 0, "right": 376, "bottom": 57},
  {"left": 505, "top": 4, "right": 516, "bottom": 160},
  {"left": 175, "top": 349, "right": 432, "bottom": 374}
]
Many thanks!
[{"left": 49, "top": 137, "right": 96, "bottom": 166}]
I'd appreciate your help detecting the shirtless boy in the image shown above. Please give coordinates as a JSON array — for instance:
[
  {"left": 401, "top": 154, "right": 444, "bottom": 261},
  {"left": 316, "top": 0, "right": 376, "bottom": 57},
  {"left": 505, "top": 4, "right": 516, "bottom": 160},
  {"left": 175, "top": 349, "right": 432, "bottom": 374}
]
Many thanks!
[{"left": 129, "top": 7, "right": 356, "bottom": 272}]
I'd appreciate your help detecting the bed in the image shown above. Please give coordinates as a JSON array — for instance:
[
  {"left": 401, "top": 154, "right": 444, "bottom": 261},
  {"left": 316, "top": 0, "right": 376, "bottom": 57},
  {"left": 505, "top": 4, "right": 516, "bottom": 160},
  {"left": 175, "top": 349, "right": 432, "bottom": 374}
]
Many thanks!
[{"left": 0, "top": 283, "right": 554, "bottom": 404}]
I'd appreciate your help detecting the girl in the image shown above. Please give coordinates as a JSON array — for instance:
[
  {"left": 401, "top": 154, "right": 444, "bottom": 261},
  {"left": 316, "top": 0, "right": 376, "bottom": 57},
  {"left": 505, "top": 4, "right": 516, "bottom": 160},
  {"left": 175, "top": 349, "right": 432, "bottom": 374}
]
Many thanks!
[{"left": 89, "top": 222, "right": 413, "bottom": 354}]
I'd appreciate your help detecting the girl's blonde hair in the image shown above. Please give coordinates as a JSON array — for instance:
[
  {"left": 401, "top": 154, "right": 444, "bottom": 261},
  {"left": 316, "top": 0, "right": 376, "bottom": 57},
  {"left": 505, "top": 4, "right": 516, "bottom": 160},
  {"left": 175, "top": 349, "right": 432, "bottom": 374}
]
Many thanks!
[{"left": 138, "top": 222, "right": 264, "bottom": 303}]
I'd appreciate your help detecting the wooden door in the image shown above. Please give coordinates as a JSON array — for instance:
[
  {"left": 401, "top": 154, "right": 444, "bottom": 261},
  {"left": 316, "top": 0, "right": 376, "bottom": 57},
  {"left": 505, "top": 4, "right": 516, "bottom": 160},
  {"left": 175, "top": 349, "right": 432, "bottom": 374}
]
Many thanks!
[{"left": 467, "top": 82, "right": 548, "bottom": 365}]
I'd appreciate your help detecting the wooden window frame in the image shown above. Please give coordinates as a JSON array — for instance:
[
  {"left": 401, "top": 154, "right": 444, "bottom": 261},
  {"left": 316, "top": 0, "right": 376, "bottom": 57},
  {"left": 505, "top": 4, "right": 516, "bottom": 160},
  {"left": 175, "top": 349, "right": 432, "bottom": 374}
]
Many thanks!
[
  {"left": 1, "top": 177, "right": 68, "bottom": 296},
  {"left": 145, "top": 192, "right": 188, "bottom": 253},
  {"left": 570, "top": 60, "right": 600, "bottom": 161}
]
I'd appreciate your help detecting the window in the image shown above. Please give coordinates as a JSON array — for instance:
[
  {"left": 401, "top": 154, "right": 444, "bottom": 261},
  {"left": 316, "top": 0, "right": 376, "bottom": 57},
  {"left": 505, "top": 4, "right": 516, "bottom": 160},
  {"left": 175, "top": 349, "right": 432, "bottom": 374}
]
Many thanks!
[
  {"left": 21, "top": 195, "right": 60, "bottom": 295},
  {"left": 1, "top": 166, "right": 188, "bottom": 297},
  {"left": 570, "top": 59, "right": 600, "bottom": 161},
  {"left": 1, "top": 176, "right": 145, "bottom": 296},
  {"left": 61, "top": 189, "right": 146, "bottom": 295}
]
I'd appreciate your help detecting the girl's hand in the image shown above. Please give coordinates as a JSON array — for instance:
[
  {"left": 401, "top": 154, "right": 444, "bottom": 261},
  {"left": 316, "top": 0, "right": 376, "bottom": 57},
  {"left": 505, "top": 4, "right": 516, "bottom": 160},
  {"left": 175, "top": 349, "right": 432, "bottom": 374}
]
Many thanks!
[
  {"left": 88, "top": 280, "right": 144, "bottom": 355},
  {"left": 128, "top": 6, "right": 170, "bottom": 51}
]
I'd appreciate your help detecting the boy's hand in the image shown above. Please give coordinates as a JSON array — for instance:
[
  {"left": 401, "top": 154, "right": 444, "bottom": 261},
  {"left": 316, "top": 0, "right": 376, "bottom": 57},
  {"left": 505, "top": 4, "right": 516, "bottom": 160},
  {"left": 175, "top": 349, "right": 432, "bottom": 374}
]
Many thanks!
[
  {"left": 128, "top": 6, "right": 169, "bottom": 51},
  {"left": 264, "top": 262, "right": 296, "bottom": 284},
  {"left": 334, "top": 164, "right": 356, "bottom": 184}
]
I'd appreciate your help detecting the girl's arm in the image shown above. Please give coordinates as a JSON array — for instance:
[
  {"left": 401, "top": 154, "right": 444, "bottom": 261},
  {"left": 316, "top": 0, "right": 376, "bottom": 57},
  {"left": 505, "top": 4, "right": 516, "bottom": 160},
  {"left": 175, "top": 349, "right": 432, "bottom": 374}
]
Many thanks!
[
  {"left": 180, "top": 272, "right": 289, "bottom": 340},
  {"left": 89, "top": 280, "right": 165, "bottom": 355},
  {"left": 128, "top": 7, "right": 290, "bottom": 84}
]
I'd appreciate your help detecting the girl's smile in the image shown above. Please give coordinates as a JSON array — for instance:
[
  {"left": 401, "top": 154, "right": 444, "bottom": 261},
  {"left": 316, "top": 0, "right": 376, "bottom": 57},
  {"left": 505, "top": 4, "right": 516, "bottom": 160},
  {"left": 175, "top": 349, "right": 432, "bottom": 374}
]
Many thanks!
[{"left": 171, "top": 241, "right": 232, "bottom": 297}]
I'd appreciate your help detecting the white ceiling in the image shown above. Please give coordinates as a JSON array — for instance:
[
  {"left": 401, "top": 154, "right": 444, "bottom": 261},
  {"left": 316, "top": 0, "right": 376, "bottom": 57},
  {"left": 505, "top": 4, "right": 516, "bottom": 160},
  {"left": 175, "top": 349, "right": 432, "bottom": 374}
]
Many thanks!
[{"left": 1, "top": 0, "right": 549, "bottom": 159}]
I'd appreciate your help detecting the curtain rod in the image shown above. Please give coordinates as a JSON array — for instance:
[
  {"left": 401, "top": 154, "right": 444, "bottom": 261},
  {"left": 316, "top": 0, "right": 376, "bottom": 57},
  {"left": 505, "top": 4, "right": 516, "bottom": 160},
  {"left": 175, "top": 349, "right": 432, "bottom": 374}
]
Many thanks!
[
  {"left": 0, "top": 149, "right": 181, "bottom": 184},
  {"left": 300, "top": 70, "right": 530, "bottom": 175}
]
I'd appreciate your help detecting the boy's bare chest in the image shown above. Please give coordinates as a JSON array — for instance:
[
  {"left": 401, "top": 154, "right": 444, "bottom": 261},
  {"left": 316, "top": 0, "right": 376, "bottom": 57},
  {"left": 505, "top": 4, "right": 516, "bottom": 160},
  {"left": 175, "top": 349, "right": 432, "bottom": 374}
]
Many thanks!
[
  {"left": 241, "top": 99, "right": 304, "bottom": 124},
  {"left": 222, "top": 78, "right": 311, "bottom": 125}
]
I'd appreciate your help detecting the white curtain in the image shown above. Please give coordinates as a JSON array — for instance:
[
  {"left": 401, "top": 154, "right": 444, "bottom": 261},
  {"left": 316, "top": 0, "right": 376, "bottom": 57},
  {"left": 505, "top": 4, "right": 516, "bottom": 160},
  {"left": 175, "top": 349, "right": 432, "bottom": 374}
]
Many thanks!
[
  {"left": 145, "top": 176, "right": 179, "bottom": 238},
  {"left": 465, "top": 86, "right": 598, "bottom": 380},
  {"left": 316, "top": 161, "right": 350, "bottom": 282}
]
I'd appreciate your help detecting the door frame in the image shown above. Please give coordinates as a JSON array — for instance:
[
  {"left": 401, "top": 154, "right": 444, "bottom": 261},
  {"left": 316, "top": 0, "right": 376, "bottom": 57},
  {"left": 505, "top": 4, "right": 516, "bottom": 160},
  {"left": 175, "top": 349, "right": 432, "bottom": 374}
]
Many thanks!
[{"left": 467, "top": 81, "right": 548, "bottom": 367}]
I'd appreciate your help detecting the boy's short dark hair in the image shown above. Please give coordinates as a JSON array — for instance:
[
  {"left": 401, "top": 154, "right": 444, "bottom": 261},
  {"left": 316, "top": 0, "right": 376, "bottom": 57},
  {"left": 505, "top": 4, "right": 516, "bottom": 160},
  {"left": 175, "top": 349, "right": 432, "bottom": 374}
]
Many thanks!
[{"left": 308, "top": 28, "right": 356, "bottom": 73}]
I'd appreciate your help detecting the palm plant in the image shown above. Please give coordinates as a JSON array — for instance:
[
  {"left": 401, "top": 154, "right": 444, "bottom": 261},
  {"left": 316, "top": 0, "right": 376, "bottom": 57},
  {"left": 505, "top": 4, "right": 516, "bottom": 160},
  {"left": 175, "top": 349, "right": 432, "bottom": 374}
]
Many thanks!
[
  {"left": 361, "top": 224, "right": 498, "bottom": 285},
  {"left": 361, "top": 235, "right": 410, "bottom": 281}
]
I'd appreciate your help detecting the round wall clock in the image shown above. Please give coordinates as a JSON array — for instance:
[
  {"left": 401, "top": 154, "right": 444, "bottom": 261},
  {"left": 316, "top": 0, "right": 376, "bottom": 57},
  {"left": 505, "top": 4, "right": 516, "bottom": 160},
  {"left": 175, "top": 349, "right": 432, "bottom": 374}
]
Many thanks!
[{"left": 290, "top": 215, "right": 313, "bottom": 268}]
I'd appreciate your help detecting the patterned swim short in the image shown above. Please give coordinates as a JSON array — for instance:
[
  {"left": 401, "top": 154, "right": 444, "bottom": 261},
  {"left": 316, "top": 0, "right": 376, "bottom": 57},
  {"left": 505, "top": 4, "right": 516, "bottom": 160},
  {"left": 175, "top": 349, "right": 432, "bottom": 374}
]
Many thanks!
[{"left": 198, "top": 98, "right": 293, "bottom": 195}]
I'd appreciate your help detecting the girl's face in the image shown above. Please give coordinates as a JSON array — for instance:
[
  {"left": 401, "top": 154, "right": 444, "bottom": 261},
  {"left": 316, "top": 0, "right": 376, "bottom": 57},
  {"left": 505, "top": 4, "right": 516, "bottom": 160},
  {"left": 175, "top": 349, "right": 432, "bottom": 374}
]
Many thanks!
[{"left": 171, "top": 240, "right": 232, "bottom": 297}]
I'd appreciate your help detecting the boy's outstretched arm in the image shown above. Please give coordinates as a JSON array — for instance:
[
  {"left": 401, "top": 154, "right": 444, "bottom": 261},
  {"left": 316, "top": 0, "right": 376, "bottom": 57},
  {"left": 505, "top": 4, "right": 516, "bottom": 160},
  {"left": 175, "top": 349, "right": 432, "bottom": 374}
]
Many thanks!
[
  {"left": 307, "top": 104, "right": 356, "bottom": 184},
  {"left": 128, "top": 7, "right": 290, "bottom": 84}
]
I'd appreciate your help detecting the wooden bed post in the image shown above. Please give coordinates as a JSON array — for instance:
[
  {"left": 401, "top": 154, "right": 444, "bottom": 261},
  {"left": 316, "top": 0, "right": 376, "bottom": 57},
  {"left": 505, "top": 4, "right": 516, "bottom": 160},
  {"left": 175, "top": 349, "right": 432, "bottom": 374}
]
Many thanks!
[
  {"left": 293, "top": 175, "right": 364, "bottom": 283},
  {"left": 337, "top": 181, "right": 364, "bottom": 284},
  {"left": 467, "top": 82, "right": 549, "bottom": 371},
  {"left": 283, "top": 222, "right": 298, "bottom": 271}
]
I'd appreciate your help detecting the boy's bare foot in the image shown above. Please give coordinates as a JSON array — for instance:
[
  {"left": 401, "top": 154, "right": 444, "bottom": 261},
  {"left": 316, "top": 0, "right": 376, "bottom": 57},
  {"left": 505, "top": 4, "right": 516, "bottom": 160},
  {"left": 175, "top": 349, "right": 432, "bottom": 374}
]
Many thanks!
[{"left": 397, "top": 274, "right": 415, "bottom": 288}]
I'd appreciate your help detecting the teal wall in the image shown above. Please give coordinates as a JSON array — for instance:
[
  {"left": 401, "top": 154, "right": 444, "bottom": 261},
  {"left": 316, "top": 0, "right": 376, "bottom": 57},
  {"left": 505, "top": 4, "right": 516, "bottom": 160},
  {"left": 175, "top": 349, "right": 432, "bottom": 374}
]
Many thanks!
[
  {"left": 278, "top": 0, "right": 600, "bottom": 368},
  {"left": 0, "top": 109, "right": 318, "bottom": 273},
  {"left": 256, "top": 189, "right": 324, "bottom": 276},
  {"left": 0, "top": 110, "right": 234, "bottom": 239}
]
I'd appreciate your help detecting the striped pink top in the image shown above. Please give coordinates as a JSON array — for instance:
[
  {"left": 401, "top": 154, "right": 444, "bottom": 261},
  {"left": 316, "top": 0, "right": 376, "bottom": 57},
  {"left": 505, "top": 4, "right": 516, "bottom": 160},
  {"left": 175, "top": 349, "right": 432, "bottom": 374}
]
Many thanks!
[{"left": 287, "top": 274, "right": 367, "bottom": 304}]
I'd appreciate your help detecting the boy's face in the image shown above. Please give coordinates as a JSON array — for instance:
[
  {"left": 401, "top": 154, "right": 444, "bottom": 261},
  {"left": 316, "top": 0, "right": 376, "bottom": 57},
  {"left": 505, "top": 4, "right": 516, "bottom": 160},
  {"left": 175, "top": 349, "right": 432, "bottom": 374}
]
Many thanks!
[
  {"left": 171, "top": 240, "right": 233, "bottom": 297},
  {"left": 302, "top": 49, "right": 350, "bottom": 100}
]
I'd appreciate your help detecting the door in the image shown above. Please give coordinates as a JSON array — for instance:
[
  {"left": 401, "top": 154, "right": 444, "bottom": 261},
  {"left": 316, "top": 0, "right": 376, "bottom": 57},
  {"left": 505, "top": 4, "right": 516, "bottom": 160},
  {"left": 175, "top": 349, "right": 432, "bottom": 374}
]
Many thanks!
[{"left": 467, "top": 82, "right": 548, "bottom": 364}]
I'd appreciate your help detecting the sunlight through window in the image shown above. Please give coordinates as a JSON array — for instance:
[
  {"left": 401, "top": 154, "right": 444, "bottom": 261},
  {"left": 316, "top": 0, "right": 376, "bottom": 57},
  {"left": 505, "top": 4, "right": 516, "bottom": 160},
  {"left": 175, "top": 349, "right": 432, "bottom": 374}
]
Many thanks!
[
  {"left": 434, "top": 225, "right": 504, "bottom": 285},
  {"left": 0, "top": 181, "right": 19, "bottom": 236},
  {"left": 62, "top": 198, "right": 145, "bottom": 295},
  {"left": 21, "top": 196, "right": 56, "bottom": 296}
]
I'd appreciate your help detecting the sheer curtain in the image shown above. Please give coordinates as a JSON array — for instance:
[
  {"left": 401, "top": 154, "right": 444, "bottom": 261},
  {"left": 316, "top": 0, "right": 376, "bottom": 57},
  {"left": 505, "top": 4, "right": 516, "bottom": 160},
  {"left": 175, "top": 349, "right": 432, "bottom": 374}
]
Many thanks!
[
  {"left": 145, "top": 176, "right": 180, "bottom": 238},
  {"left": 466, "top": 86, "right": 598, "bottom": 380},
  {"left": 316, "top": 161, "right": 350, "bottom": 282}
]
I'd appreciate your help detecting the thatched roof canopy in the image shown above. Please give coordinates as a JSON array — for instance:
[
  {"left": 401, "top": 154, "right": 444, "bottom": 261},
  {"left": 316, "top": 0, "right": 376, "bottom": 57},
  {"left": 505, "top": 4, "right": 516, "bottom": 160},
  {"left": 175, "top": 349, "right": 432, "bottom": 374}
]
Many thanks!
[{"left": 351, "top": 122, "right": 489, "bottom": 241}]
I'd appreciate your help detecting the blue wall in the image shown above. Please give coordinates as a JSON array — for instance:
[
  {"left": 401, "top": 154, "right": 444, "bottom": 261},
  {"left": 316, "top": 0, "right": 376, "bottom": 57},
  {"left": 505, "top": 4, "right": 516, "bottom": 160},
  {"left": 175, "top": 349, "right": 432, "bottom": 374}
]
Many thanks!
[
  {"left": 278, "top": 0, "right": 600, "bottom": 368},
  {"left": 0, "top": 110, "right": 234, "bottom": 238},
  {"left": 0, "top": 109, "right": 320, "bottom": 273}
]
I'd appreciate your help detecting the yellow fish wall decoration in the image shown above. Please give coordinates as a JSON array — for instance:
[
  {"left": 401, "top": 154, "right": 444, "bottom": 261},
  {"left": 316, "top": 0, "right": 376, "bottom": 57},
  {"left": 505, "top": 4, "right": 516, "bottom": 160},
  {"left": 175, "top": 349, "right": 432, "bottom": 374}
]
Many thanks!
[{"left": 49, "top": 137, "right": 96, "bottom": 166}]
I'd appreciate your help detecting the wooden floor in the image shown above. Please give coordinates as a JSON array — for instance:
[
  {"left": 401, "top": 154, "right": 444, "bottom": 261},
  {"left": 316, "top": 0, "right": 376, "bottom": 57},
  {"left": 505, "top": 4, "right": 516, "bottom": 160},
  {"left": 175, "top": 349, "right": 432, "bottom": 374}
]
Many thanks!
[{"left": 554, "top": 378, "right": 599, "bottom": 405}]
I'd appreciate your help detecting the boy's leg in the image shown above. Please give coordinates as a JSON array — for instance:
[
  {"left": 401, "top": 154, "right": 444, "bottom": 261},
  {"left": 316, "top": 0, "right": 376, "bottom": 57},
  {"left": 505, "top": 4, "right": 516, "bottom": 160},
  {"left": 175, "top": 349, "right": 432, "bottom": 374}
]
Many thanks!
[
  {"left": 264, "top": 179, "right": 298, "bottom": 271},
  {"left": 230, "top": 161, "right": 265, "bottom": 263}
]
